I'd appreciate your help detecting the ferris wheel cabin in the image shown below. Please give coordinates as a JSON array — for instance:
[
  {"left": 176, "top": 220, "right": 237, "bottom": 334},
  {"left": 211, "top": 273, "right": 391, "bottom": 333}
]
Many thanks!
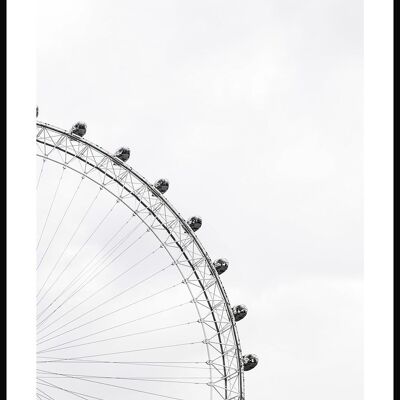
[
  {"left": 154, "top": 178, "right": 170, "bottom": 194},
  {"left": 242, "top": 354, "right": 259, "bottom": 371},
  {"left": 232, "top": 304, "right": 248, "bottom": 322},
  {"left": 69, "top": 121, "right": 87, "bottom": 137},
  {"left": 213, "top": 258, "right": 229, "bottom": 275},
  {"left": 114, "top": 147, "right": 131, "bottom": 162},
  {"left": 187, "top": 216, "right": 202, "bottom": 232}
]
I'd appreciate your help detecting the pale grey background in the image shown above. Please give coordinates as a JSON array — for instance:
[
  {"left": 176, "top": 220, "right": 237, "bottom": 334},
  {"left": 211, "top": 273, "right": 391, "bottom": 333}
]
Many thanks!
[{"left": 37, "top": 0, "right": 363, "bottom": 399}]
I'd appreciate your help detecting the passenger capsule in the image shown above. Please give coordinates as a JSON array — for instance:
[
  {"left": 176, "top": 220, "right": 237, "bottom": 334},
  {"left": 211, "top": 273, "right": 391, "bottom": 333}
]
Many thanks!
[
  {"left": 232, "top": 304, "right": 248, "bottom": 322},
  {"left": 70, "top": 122, "right": 87, "bottom": 137},
  {"left": 242, "top": 354, "right": 258, "bottom": 371},
  {"left": 213, "top": 258, "right": 229, "bottom": 275},
  {"left": 187, "top": 216, "right": 202, "bottom": 232},
  {"left": 154, "top": 179, "right": 169, "bottom": 194},
  {"left": 36, "top": 106, "right": 39, "bottom": 118},
  {"left": 114, "top": 147, "right": 131, "bottom": 162}
]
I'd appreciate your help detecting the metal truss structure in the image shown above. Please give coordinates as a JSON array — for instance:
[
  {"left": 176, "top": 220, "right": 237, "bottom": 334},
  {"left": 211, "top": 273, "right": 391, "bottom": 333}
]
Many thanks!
[{"left": 36, "top": 121, "right": 246, "bottom": 399}]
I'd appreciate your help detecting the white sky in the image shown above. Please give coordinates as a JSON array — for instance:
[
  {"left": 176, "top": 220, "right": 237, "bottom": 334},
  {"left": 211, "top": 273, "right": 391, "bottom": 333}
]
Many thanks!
[{"left": 37, "top": 1, "right": 363, "bottom": 399}]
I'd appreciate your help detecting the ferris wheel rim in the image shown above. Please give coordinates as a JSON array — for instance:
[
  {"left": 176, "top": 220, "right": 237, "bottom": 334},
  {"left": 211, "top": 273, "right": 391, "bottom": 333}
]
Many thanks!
[{"left": 36, "top": 121, "right": 245, "bottom": 399}]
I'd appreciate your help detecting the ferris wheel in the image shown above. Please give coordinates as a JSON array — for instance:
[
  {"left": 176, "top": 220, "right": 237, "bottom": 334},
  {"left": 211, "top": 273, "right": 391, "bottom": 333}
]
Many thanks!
[{"left": 36, "top": 117, "right": 258, "bottom": 400}]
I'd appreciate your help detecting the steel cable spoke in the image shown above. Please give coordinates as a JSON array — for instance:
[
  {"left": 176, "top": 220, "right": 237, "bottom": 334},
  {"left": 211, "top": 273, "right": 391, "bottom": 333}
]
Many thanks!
[
  {"left": 40, "top": 225, "right": 151, "bottom": 323},
  {"left": 38, "top": 379, "right": 95, "bottom": 400},
  {"left": 37, "top": 244, "right": 162, "bottom": 336},
  {"left": 38, "top": 321, "right": 197, "bottom": 354},
  {"left": 38, "top": 370, "right": 208, "bottom": 385},
  {"left": 37, "top": 167, "right": 65, "bottom": 253},
  {"left": 37, "top": 259, "right": 172, "bottom": 343},
  {"left": 37, "top": 185, "right": 101, "bottom": 301},
  {"left": 37, "top": 176, "right": 85, "bottom": 270},
  {"left": 37, "top": 387, "right": 56, "bottom": 400},
  {"left": 37, "top": 213, "right": 149, "bottom": 326},
  {"left": 37, "top": 213, "right": 139, "bottom": 322},
  {"left": 37, "top": 284, "right": 187, "bottom": 346},
  {"left": 36, "top": 199, "right": 118, "bottom": 309},
  {"left": 37, "top": 301, "right": 189, "bottom": 350},
  {"left": 37, "top": 222, "right": 147, "bottom": 327},
  {"left": 37, "top": 340, "right": 203, "bottom": 360},
  {"left": 38, "top": 375, "right": 186, "bottom": 400},
  {"left": 37, "top": 159, "right": 46, "bottom": 190}
]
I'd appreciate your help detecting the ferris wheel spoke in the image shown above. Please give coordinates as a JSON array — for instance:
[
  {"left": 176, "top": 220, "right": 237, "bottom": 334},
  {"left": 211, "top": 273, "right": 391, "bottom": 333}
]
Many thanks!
[
  {"left": 36, "top": 389, "right": 51, "bottom": 400},
  {"left": 70, "top": 227, "right": 154, "bottom": 298},
  {"left": 37, "top": 387, "right": 58, "bottom": 400},
  {"left": 37, "top": 281, "right": 187, "bottom": 345},
  {"left": 37, "top": 393, "right": 54, "bottom": 400},
  {"left": 38, "top": 320, "right": 198, "bottom": 354},
  {"left": 37, "top": 159, "right": 46, "bottom": 190},
  {"left": 65, "top": 214, "right": 153, "bottom": 298},
  {"left": 37, "top": 199, "right": 119, "bottom": 308},
  {"left": 37, "top": 223, "right": 150, "bottom": 327},
  {"left": 39, "top": 206, "right": 148, "bottom": 316},
  {"left": 38, "top": 300, "right": 191, "bottom": 350},
  {"left": 37, "top": 392, "right": 55, "bottom": 400},
  {"left": 38, "top": 379, "right": 96, "bottom": 400},
  {"left": 38, "top": 370, "right": 209, "bottom": 385},
  {"left": 37, "top": 359, "right": 210, "bottom": 371},
  {"left": 37, "top": 185, "right": 102, "bottom": 300},
  {"left": 37, "top": 213, "right": 140, "bottom": 322},
  {"left": 41, "top": 256, "right": 171, "bottom": 334},
  {"left": 37, "top": 244, "right": 163, "bottom": 335},
  {"left": 38, "top": 374, "right": 187, "bottom": 400},
  {"left": 38, "top": 359, "right": 207, "bottom": 364},
  {"left": 85, "top": 213, "right": 152, "bottom": 275},
  {"left": 37, "top": 175, "right": 84, "bottom": 269},
  {"left": 38, "top": 340, "right": 204, "bottom": 361},
  {"left": 37, "top": 167, "right": 65, "bottom": 253}
]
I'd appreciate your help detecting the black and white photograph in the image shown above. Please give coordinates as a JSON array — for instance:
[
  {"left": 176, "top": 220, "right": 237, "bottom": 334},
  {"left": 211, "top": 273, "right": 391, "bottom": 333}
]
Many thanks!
[{"left": 6, "top": 1, "right": 393, "bottom": 400}]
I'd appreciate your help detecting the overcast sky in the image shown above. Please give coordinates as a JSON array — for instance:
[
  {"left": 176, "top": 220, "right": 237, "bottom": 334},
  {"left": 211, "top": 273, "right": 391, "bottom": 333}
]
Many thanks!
[{"left": 37, "top": 1, "right": 363, "bottom": 399}]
